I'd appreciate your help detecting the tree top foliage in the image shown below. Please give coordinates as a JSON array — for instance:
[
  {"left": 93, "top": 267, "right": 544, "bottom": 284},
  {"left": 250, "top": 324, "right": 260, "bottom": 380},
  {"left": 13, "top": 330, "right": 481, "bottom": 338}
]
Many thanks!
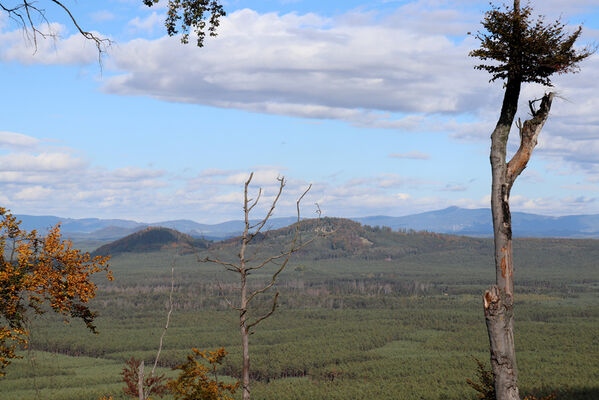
[
  {"left": 469, "top": 1, "right": 594, "bottom": 86},
  {"left": 143, "top": 0, "right": 226, "bottom": 47}
]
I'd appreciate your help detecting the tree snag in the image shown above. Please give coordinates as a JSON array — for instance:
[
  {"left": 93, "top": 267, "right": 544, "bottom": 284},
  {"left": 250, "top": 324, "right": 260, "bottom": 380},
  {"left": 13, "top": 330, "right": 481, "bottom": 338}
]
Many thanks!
[
  {"left": 471, "top": 1, "right": 592, "bottom": 399},
  {"left": 202, "top": 172, "right": 320, "bottom": 400}
]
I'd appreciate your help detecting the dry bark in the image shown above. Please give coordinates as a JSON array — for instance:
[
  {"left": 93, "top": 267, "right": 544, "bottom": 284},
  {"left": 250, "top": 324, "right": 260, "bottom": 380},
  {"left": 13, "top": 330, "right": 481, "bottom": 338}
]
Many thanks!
[{"left": 487, "top": 88, "right": 554, "bottom": 400}]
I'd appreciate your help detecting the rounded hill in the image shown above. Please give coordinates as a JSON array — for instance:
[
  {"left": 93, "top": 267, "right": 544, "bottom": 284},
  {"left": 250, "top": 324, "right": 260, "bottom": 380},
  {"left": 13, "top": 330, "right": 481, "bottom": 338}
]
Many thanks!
[{"left": 92, "top": 226, "right": 210, "bottom": 257}]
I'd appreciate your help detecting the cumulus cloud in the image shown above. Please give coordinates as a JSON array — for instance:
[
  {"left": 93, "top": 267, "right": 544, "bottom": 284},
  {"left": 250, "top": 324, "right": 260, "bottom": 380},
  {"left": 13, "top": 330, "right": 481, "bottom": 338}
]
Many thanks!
[
  {"left": 103, "top": 8, "right": 490, "bottom": 126},
  {"left": 98, "top": 3, "right": 599, "bottom": 180}
]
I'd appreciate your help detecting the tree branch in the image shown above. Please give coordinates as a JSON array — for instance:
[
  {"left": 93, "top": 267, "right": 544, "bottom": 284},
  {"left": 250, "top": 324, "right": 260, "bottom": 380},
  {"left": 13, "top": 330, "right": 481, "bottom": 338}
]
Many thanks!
[
  {"left": 145, "top": 254, "right": 177, "bottom": 399},
  {"left": 506, "top": 92, "right": 555, "bottom": 187},
  {"left": 246, "top": 184, "right": 315, "bottom": 303},
  {"left": 216, "top": 280, "right": 243, "bottom": 311},
  {"left": 49, "top": 0, "right": 112, "bottom": 60},
  {"left": 246, "top": 176, "right": 285, "bottom": 243},
  {"left": 1, "top": 0, "right": 112, "bottom": 63},
  {"left": 200, "top": 256, "right": 240, "bottom": 273},
  {"left": 246, "top": 292, "right": 279, "bottom": 331},
  {"left": 247, "top": 188, "right": 262, "bottom": 213}
]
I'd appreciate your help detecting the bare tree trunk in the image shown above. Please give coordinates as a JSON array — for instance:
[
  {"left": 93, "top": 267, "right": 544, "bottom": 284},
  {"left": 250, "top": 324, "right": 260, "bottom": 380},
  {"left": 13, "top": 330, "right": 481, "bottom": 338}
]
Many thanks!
[
  {"left": 486, "top": 76, "right": 554, "bottom": 399},
  {"left": 240, "top": 182, "right": 252, "bottom": 400},
  {"left": 241, "top": 318, "right": 251, "bottom": 400},
  {"left": 486, "top": 76, "right": 520, "bottom": 400}
]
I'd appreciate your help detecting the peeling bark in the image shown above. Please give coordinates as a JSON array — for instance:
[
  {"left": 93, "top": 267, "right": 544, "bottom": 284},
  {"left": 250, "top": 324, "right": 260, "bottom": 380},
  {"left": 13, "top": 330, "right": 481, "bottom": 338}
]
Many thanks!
[
  {"left": 487, "top": 76, "right": 554, "bottom": 400},
  {"left": 484, "top": 286, "right": 519, "bottom": 400}
]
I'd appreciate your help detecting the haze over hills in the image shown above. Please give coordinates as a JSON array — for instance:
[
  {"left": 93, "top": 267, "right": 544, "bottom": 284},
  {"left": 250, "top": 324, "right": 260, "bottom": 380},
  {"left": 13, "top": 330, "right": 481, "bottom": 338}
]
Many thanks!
[
  {"left": 15, "top": 206, "right": 599, "bottom": 241},
  {"left": 353, "top": 206, "right": 599, "bottom": 238}
]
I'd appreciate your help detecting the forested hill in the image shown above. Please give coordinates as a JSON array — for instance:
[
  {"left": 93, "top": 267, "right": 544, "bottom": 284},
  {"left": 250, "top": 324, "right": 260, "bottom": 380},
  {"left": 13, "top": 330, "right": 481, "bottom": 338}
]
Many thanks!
[
  {"left": 94, "top": 218, "right": 599, "bottom": 263},
  {"left": 92, "top": 227, "right": 211, "bottom": 257},
  {"left": 210, "top": 217, "right": 490, "bottom": 260}
]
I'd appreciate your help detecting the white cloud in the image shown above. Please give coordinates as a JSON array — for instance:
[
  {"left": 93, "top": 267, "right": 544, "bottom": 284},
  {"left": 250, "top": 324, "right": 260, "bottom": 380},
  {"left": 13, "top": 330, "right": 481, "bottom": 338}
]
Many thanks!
[
  {"left": 0, "top": 131, "right": 39, "bottom": 149},
  {"left": 103, "top": 8, "right": 490, "bottom": 127},
  {"left": 14, "top": 186, "right": 53, "bottom": 201},
  {"left": 0, "top": 132, "right": 171, "bottom": 219},
  {"left": 0, "top": 152, "right": 86, "bottom": 171}
]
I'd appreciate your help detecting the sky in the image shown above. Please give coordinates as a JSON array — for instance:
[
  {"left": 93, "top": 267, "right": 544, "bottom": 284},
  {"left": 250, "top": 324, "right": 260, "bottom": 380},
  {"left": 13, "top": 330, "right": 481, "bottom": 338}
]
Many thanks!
[{"left": 1, "top": 0, "right": 599, "bottom": 223}]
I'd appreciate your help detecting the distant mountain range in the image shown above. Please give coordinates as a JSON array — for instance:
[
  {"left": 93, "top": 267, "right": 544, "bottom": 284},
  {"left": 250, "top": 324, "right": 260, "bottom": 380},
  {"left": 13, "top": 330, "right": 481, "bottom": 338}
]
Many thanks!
[
  {"left": 14, "top": 206, "right": 599, "bottom": 240},
  {"left": 353, "top": 206, "right": 599, "bottom": 238}
]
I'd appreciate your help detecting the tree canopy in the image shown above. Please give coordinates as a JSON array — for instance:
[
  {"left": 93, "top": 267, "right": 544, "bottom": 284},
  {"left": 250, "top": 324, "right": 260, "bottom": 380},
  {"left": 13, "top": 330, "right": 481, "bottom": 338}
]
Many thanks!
[
  {"left": 0, "top": 208, "right": 111, "bottom": 375},
  {"left": 144, "top": 0, "right": 225, "bottom": 47},
  {"left": 470, "top": 1, "right": 593, "bottom": 86}
]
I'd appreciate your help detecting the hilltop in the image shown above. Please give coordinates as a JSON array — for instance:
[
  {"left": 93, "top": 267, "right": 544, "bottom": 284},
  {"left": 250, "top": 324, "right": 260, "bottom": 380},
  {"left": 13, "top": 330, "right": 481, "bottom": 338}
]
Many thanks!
[
  {"left": 211, "top": 217, "right": 489, "bottom": 261},
  {"left": 92, "top": 227, "right": 211, "bottom": 257}
]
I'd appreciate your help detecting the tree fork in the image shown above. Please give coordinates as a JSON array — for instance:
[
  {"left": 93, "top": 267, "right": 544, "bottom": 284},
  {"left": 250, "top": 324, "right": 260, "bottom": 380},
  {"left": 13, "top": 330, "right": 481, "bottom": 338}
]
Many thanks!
[{"left": 486, "top": 91, "right": 553, "bottom": 400}]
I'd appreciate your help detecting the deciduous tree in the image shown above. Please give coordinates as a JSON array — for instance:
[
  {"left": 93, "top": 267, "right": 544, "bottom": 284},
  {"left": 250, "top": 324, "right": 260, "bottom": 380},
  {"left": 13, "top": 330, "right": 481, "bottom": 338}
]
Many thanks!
[
  {"left": 470, "top": 2, "right": 592, "bottom": 399},
  {"left": 0, "top": 207, "right": 112, "bottom": 375},
  {"left": 169, "top": 347, "right": 238, "bottom": 400}
]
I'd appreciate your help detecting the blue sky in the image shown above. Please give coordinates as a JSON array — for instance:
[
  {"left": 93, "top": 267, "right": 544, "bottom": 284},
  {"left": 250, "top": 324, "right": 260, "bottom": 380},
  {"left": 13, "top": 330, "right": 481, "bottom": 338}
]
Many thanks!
[{"left": 1, "top": 0, "right": 599, "bottom": 223}]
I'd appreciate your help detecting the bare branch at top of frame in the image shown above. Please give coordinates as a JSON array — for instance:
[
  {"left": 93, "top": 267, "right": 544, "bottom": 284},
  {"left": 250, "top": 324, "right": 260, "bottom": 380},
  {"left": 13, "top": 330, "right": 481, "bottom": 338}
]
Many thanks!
[{"left": 1, "top": 1, "right": 112, "bottom": 64}]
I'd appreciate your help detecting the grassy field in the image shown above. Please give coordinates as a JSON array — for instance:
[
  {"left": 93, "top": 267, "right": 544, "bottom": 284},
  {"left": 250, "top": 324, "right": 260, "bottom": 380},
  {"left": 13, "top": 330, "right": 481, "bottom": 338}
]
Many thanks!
[{"left": 1, "top": 235, "right": 598, "bottom": 399}]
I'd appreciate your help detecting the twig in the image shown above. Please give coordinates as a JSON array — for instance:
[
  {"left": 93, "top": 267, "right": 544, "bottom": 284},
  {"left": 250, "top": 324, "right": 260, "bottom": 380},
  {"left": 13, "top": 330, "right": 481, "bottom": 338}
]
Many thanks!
[{"left": 144, "top": 253, "right": 177, "bottom": 399}]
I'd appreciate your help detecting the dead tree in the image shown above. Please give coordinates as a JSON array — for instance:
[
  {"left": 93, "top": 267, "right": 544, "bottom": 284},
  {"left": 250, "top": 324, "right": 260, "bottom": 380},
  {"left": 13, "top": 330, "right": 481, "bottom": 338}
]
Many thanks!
[
  {"left": 202, "top": 173, "right": 318, "bottom": 400},
  {"left": 470, "top": 1, "right": 592, "bottom": 399}
]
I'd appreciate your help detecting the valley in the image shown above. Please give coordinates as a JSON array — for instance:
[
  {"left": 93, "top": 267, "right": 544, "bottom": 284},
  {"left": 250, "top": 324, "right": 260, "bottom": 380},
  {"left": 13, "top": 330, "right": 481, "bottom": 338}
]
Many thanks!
[{"left": 1, "top": 220, "right": 597, "bottom": 399}]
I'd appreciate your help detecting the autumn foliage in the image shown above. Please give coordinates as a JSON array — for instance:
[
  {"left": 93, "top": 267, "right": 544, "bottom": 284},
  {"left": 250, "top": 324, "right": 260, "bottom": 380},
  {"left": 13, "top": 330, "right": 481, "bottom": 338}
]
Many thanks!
[
  {"left": 0, "top": 207, "right": 111, "bottom": 375},
  {"left": 168, "top": 347, "right": 239, "bottom": 400}
]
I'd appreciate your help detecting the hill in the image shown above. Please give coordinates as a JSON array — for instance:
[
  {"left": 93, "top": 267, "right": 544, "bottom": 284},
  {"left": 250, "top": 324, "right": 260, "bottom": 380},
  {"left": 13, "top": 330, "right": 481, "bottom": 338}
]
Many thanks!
[
  {"left": 211, "top": 217, "right": 489, "bottom": 261},
  {"left": 92, "top": 227, "right": 211, "bottom": 257}
]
